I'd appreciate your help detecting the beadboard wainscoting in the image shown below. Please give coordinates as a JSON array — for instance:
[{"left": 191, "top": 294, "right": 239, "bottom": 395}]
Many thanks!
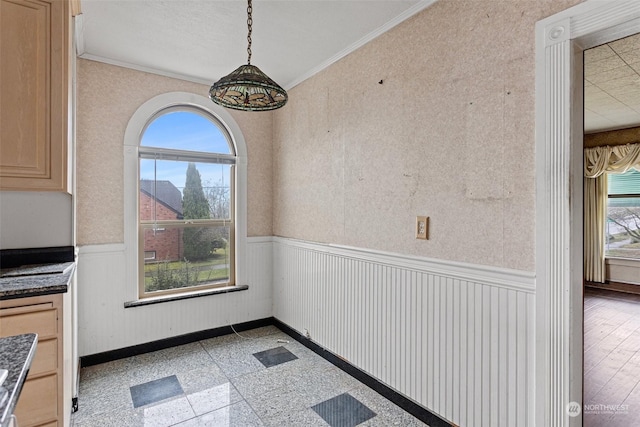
[
  {"left": 272, "top": 237, "right": 536, "bottom": 427},
  {"left": 77, "top": 237, "right": 273, "bottom": 357}
]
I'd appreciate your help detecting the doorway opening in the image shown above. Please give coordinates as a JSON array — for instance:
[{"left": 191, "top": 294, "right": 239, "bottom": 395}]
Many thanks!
[{"left": 582, "top": 32, "right": 640, "bottom": 426}]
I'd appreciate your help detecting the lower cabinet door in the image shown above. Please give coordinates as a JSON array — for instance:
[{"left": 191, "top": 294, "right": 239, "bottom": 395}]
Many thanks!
[{"left": 14, "top": 374, "right": 58, "bottom": 427}]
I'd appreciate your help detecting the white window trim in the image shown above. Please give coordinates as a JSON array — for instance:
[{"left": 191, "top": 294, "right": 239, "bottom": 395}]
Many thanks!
[{"left": 124, "top": 92, "right": 248, "bottom": 302}]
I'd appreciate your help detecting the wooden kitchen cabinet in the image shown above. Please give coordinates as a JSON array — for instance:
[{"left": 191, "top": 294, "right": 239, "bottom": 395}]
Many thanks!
[
  {"left": 0, "top": 0, "right": 70, "bottom": 192},
  {"left": 0, "top": 295, "right": 64, "bottom": 427}
]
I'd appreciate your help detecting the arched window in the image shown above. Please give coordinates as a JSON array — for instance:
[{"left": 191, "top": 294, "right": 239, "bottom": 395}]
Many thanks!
[{"left": 124, "top": 93, "right": 247, "bottom": 301}]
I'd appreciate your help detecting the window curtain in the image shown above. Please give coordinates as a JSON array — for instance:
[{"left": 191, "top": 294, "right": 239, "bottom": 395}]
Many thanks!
[{"left": 584, "top": 143, "right": 640, "bottom": 283}]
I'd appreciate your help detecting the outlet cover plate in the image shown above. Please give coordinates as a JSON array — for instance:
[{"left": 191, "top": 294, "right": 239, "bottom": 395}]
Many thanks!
[{"left": 416, "top": 216, "right": 429, "bottom": 239}]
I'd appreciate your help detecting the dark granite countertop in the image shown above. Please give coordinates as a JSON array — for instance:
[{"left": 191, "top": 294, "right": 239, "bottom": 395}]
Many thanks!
[
  {"left": 0, "top": 334, "right": 37, "bottom": 427},
  {"left": 0, "top": 262, "right": 75, "bottom": 300}
]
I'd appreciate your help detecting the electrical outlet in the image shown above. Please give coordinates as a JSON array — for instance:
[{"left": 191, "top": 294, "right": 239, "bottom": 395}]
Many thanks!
[{"left": 416, "top": 216, "right": 429, "bottom": 239}]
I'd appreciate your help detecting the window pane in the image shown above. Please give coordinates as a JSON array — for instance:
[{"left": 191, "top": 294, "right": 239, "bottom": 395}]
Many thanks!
[
  {"left": 608, "top": 169, "right": 640, "bottom": 195},
  {"left": 605, "top": 197, "right": 640, "bottom": 259},
  {"left": 140, "top": 175, "right": 183, "bottom": 221},
  {"left": 141, "top": 110, "right": 233, "bottom": 154},
  {"left": 143, "top": 225, "right": 231, "bottom": 293},
  {"left": 140, "top": 159, "right": 231, "bottom": 221}
]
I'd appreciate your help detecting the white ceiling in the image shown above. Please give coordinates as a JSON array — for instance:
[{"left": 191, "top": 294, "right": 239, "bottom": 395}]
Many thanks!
[
  {"left": 79, "top": 1, "right": 637, "bottom": 133},
  {"left": 78, "top": 0, "right": 434, "bottom": 90},
  {"left": 585, "top": 32, "right": 640, "bottom": 133}
]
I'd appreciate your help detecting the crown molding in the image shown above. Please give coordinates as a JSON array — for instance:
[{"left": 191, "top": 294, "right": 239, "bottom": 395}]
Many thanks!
[
  {"left": 76, "top": 0, "right": 438, "bottom": 91},
  {"left": 77, "top": 53, "right": 213, "bottom": 86},
  {"left": 283, "top": 0, "right": 438, "bottom": 90}
]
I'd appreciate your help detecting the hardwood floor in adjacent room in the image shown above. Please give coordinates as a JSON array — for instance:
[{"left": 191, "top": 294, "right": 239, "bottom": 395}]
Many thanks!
[{"left": 584, "top": 287, "right": 640, "bottom": 426}]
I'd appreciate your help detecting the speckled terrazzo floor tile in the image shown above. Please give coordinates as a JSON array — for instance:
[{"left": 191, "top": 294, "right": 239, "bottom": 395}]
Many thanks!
[
  {"left": 199, "top": 332, "right": 246, "bottom": 348},
  {"left": 79, "top": 365, "right": 132, "bottom": 395},
  {"left": 175, "top": 363, "right": 229, "bottom": 395},
  {"left": 76, "top": 326, "right": 426, "bottom": 427},
  {"left": 72, "top": 410, "right": 144, "bottom": 427},
  {"left": 199, "top": 326, "right": 281, "bottom": 348},
  {"left": 72, "top": 407, "right": 144, "bottom": 427},
  {"left": 318, "top": 366, "right": 363, "bottom": 392},
  {"left": 230, "top": 361, "right": 293, "bottom": 399},
  {"left": 207, "top": 346, "right": 265, "bottom": 378},
  {"left": 126, "top": 351, "right": 177, "bottom": 386},
  {"left": 359, "top": 413, "right": 427, "bottom": 427},
  {"left": 280, "top": 362, "right": 361, "bottom": 391},
  {"left": 254, "top": 345, "right": 299, "bottom": 367},
  {"left": 348, "top": 384, "right": 427, "bottom": 426},
  {"left": 208, "top": 335, "right": 271, "bottom": 353},
  {"left": 80, "top": 357, "right": 137, "bottom": 384},
  {"left": 155, "top": 342, "right": 216, "bottom": 374},
  {"left": 130, "top": 375, "right": 184, "bottom": 408},
  {"left": 202, "top": 339, "right": 273, "bottom": 378},
  {"left": 277, "top": 339, "right": 326, "bottom": 361},
  {"left": 74, "top": 379, "right": 133, "bottom": 422},
  {"left": 244, "top": 388, "right": 312, "bottom": 421},
  {"left": 232, "top": 355, "right": 340, "bottom": 401},
  {"left": 241, "top": 363, "right": 367, "bottom": 422},
  {"left": 312, "top": 392, "right": 377, "bottom": 427},
  {"left": 270, "top": 362, "right": 360, "bottom": 398},
  {"left": 280, "top": 346, "right": 334, "bottom": 370},
  {"left": 294, "top": 370, "right": 358, "bottom": 400},
  {"left": 236, "top": 325, "right": 281, "bottom": 338},
  {"left": 251, "top": 329, "right": 292, "bottom": 342},
  {"left": 261, "top": 407, "right": 329, "bottom": 427},
  {"left": 186, "top": 381, "right": 243, "bottom": 415},
  {"left": 200, "top": 335, "right": 255, "bottom": 356},
  {"left": 250, "top": 334, "right": 312, "bottom": 357},
  {"left": 174, "top": 400, "right": 264, "bottom": 427},
  {"left": 202, "top": 330, "right": 290, "bottom": 357},
  {"left": 244, "top": 380, "right": 345, "bottom": 421},
  {"left": 137, "top": 396, "right": 195, "bottom": 426},
  {"left": 243, "top": 332, "right": 323, "bottom": 362}
]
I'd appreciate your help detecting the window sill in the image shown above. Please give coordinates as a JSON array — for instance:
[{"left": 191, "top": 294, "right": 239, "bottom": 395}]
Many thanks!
[
  {"left": 124, "top": 285, "right": 249, "bottom": 308},
  {"left": 605, "top": 257, "right": 640, "bottom": 266}
]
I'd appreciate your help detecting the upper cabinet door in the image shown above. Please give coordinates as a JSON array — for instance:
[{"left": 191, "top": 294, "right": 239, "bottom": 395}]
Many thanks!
[{"left": 0, "top": 0, "right": 69, "bottom": 192}]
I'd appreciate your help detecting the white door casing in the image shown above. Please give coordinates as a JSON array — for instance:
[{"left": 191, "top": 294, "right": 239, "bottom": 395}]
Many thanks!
[{"left": 535, "top": 1, "right": 640, "bottom": 426}]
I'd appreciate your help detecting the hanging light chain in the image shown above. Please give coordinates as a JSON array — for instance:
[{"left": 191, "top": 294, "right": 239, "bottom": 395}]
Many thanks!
[
  {"left": 209, "top": 0, "right": 288, "bottom": 111},
  {"left": 246, "top": 0, "right": 253, "bottom": 65}
]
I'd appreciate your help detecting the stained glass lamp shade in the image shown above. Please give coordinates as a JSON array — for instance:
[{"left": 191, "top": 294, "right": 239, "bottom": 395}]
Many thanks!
[
  {"left": 209, "top": 0, "right": 288, "bottom": 112},
  {"left": 209, "top": 64, "right": 288, "bottom": 111}
]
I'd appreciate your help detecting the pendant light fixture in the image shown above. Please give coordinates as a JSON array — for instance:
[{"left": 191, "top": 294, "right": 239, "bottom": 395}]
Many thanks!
[{"left": 209, "top": 0, "right": 288, "bottom": 111}]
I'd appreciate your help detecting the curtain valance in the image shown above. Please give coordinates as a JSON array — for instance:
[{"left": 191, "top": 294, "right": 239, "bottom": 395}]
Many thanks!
[{"left": 584, "top": 143, "right": 640, "bottom": 178}]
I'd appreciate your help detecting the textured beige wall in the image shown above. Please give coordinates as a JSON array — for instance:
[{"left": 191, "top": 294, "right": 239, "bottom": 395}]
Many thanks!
[
  {"left": 76, "top": 59, "right": 272, "bottom": 245},
  {"left": 273, "top": 0, "right": 582, "bottom": 271}
]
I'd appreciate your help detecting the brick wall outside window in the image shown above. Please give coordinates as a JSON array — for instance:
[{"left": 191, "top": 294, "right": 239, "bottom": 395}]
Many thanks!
[{"left": 140, "top": 191, "right": 183, "bottom": 262}]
